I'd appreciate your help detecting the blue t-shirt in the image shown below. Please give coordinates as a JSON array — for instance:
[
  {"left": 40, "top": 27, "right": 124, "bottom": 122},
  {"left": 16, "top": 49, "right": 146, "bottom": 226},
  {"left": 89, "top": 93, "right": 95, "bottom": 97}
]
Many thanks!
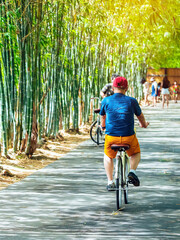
[
  {"left": 100, "top": 93, "right": 142, "bottom": 136},
  {"left": 151, "top": 82, "right": 158, "bottom": 97}
]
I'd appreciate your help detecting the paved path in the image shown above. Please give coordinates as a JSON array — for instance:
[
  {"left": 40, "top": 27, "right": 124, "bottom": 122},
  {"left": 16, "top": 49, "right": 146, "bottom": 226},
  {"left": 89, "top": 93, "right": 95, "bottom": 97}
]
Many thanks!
[{"left": 0, "top": 102, "right": 180, "bottom": 240}]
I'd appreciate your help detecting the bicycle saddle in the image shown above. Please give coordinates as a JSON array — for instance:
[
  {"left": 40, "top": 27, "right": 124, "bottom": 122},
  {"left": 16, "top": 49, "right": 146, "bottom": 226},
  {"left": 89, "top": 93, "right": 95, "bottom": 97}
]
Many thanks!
[
  {"left": 94, "top": 108, "right": 100, "bottom": 113},
  {"left": 111, "top": 144, "right": 130, "bottom": 151}
]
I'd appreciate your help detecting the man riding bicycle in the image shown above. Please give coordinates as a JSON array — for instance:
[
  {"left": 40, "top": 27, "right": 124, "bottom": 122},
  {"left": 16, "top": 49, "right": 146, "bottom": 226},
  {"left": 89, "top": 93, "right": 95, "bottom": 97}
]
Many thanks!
[{"left": 100, "top": 76, "right": 149, "bottom": 191}]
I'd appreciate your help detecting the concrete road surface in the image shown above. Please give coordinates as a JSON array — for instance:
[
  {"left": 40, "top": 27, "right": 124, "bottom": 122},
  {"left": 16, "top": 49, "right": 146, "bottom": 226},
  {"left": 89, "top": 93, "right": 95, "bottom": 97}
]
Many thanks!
[{"left": 0, "top": 102, "right": 179, "bottom": 239}]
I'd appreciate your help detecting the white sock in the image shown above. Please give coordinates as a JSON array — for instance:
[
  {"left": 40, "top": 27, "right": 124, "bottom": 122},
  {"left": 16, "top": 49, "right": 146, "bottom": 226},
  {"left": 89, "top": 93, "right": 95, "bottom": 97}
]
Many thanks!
[
  {"left": 108, "top": 180, "right": 114, "bottom": 185},
  {"left": 130, "top": 169, "right": 136, "bottom": 175}
]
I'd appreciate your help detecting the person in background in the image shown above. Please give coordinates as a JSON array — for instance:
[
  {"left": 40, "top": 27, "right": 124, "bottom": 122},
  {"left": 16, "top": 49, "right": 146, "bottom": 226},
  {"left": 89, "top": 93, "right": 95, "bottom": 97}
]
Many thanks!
[
  {"left": 157, "top": 82, "right": 162, "bottom": 102},
  {"left": 100, "top": 73, "right": 120, "bottom": 98},
  {"left": 161, "top": 76, "right": 170, "bottom": 108},
  {"left": 171, "top": 81, "right": 179, "bottom": 103},
  {"left": 150, "top": 77, "right": 158, "bottom": 107},
  {"left": 141, "top": 78, "right": 150, "bottom": 106}
]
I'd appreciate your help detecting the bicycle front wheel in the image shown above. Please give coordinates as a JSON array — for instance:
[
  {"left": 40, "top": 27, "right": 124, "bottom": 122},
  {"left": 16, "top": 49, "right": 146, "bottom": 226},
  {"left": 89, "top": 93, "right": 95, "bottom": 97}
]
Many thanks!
[{"left": 90, "top": 120, "right": 105, "bottom": 145}]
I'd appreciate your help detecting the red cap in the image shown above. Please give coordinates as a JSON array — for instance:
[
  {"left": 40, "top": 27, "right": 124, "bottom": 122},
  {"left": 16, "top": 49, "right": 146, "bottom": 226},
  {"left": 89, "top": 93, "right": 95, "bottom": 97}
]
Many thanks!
[{"left": 113, "top": 77, "right": 128, "bottom": 89}]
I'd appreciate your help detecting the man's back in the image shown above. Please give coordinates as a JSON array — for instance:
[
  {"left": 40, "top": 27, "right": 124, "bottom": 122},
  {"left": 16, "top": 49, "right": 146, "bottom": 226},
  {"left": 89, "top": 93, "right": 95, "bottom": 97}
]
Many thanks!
[{"left": 100, "top": 93, "right": 141, "bottom": 137}]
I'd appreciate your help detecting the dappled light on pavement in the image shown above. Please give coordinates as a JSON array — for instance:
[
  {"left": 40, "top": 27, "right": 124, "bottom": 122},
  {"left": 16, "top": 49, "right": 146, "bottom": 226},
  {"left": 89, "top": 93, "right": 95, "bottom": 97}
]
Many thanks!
[{"left": 0, "top": 102, "right": 179, "bottom": 239}]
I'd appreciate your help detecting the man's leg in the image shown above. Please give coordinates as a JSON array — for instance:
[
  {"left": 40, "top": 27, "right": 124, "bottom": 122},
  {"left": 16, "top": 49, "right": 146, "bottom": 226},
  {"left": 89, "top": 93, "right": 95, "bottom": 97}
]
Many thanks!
[
  {"left": 104, "top": 154, "right": 114, "bottom": 182},
  {"left": 104, "top": 154, "right": 116, "bottom": 191},
  {"left": 128, "top": 152, "right": 141, "bottom": 186},
  {"left": 129, "top": 152, "right": 141, "bottom": 170}
]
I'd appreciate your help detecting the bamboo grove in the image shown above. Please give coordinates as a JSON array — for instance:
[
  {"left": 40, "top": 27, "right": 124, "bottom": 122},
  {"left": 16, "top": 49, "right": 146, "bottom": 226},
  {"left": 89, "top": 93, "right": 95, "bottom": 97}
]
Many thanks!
[{"left": 0, "top": 0, "right": 180, "bottom": 156}]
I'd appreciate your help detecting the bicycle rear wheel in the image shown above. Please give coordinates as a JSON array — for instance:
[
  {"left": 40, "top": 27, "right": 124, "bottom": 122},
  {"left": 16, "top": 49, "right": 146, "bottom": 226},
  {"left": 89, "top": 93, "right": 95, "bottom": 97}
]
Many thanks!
[
  {"left": 116, "top": 178, "right": 120, "bottom": 210},
  {"left": 90, "top": 120, "right": 105, "bottom": 145},
  {"left": 116, "top": 157, "right": 123, "bottom": 210}
]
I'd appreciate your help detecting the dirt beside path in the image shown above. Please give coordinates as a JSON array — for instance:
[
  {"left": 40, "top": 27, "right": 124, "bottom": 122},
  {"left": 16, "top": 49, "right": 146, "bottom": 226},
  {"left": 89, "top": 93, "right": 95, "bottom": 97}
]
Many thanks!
[{"left": 0, "top": 125, "right": 90, "bottom": 190}]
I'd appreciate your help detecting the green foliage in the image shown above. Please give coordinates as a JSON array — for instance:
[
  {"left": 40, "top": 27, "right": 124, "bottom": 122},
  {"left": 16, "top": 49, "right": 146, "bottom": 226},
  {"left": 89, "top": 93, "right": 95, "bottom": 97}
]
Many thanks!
[{"left": 0, "top": 0, "right": 180, "bottom": 155}]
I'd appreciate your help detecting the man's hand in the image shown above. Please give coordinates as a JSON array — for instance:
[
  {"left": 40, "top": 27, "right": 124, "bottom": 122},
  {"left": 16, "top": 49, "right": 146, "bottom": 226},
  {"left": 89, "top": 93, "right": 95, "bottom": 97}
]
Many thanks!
[{"left": 139, "top": 121, "right": 149, "bottom": 128}]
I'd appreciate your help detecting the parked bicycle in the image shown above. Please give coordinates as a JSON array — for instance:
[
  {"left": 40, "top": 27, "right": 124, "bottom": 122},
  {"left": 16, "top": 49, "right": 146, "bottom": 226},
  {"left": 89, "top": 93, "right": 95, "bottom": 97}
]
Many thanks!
[
  {"left": 90, "top": 97, "right": 105, "bottom": 145},
  {"left": 111, "top": 144, "right": 130, "bottom": 210}
]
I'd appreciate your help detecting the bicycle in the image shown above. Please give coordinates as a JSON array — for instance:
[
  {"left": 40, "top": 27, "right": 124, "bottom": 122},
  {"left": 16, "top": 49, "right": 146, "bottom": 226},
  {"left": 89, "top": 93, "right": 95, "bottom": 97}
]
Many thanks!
[
  {"left": 90, "top": 97, "right": 105, "bottom": 145},
  {"left": 111, "top": 144, "right": 130, "bottom": 210}
]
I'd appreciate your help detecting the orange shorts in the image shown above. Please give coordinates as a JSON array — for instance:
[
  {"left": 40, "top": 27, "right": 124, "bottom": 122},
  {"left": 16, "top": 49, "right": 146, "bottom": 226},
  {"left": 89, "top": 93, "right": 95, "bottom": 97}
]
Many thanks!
[{"left": 104, "top": 134, "right": 140, "bottom": 159}]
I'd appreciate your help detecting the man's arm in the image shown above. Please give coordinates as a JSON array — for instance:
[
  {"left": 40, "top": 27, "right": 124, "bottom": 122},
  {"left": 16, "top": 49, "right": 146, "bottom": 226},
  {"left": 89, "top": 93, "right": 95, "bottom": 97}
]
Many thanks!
[
  {"left": 137, "top": 113, "right": 149, "bottom": 128},
  {"left": 100, "top": 91, "right": 106, "bottom": 98},
  {"left": 101, "top": 115, "right": 106, "bottom": 129}
]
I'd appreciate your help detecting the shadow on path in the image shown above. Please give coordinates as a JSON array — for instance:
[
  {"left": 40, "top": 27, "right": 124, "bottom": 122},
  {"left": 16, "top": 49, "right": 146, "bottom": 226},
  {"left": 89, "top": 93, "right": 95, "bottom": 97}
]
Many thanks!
[{"left": 0, "top": 102, "right": 179, "bottom": 239}]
